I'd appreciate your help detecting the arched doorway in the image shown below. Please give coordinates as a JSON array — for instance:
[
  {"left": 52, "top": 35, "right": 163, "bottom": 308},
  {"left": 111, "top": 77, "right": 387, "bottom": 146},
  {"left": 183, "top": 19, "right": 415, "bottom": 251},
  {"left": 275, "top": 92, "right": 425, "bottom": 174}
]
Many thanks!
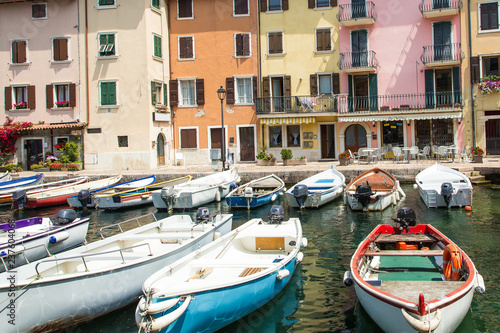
[
  {"left": 157, "top": 133, "right": 165, "bottom": 166},
  {"left": 345, "top": 124, "right": 367, "bottom": 153}
]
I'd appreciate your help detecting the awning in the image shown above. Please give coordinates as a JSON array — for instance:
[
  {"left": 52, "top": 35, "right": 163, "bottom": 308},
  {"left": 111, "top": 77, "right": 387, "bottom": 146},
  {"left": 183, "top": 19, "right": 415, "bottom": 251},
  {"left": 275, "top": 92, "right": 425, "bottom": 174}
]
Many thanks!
[
  {"left": 260, "top": 117, "right": 316, "bottom": 125},
  {"left": 20, "top": 122, "right": 87, "bottom": 131},
  {"left": 339, "top": 112, "right": 462, "bottom": 122}
]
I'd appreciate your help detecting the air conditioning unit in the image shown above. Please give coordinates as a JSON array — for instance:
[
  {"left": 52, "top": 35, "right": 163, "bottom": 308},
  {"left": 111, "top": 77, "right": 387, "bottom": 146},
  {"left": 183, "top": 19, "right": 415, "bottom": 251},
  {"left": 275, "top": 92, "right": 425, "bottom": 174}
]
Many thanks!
[{"left": 210, "top": 149, "right": 221, "bottom": 161}]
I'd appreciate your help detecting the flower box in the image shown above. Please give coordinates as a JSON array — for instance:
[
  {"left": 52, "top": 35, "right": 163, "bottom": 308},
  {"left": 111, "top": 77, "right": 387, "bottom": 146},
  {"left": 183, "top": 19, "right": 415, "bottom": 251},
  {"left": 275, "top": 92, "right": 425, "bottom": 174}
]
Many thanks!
[
  {"left": 472, "top": 154, "right": 483, "bottom": 163},
  {"left": 36, "top": 168, "right": 50, "bottom": 173},
  {"left": 380, "top": 106, "right": 390, "bottom": 111},
  {"left": 257, "top": 159, "right": 277, "bottom": 166},
  {"left": 339, "top": 158, "right": 350, "bottom": 166},
  {"left": 283, "top": 158, "right": 307, "bottom": 166}
]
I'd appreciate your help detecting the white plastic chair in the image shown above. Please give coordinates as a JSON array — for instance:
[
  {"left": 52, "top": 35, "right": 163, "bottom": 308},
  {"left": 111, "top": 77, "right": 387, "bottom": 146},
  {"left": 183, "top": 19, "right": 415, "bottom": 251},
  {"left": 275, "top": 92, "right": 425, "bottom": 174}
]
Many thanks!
[
  {"left": 348, "top": 149, "right": 358, "bottom": 164},
  {"left": 416, "top": 146, "right": 430, "bottom": 161},
  {"left": 392, "top": 147, "right": 404, "bottom": 163},
  {"left": 409, "top": 146, "right": 419, "bottom": 162},
  {"left": 358, "top": 148, "right": 369, "bottom": 164}
]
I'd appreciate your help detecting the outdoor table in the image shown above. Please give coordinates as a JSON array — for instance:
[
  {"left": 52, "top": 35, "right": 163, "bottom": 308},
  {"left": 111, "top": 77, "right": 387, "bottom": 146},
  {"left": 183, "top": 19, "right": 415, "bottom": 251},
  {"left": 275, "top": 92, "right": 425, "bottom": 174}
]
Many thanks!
[
  {"left": 402, "top": 147, "right": 411, "bottom": 164},
  {"left": 447, "top": 146, "right": 459, "bottom": 162}
]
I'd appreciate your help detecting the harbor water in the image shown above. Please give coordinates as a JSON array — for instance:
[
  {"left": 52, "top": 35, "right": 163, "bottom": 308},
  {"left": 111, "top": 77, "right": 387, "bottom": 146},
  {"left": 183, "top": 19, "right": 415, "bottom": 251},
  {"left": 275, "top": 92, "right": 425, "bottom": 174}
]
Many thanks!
[{"left": 1, "top": 183, "right": 499, "bottom": 333}]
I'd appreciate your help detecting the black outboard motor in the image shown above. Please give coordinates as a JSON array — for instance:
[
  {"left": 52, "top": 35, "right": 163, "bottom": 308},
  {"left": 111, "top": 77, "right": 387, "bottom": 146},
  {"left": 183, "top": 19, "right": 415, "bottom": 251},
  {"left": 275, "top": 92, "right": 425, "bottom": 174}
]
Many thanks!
[
  {"left": 353, "top": 185, "right": 374, "bottom": 211},
  {"left": 54, "top": 209, "right": 77, "bottom": 225},
  {"left": 392, "top": 207, "right": 417, "bottom": 233},
  {"left": 77, "top": 189, "right": 92, "bottom": 209},
  {"left": 160, "top": 187, "right": 176, "bottom": 211},
  {"left": 12, "top": 190, "right": 27, "bottom": 209},
  {"left": 440, "top": 182, "right": 454, "bottom": 209},
  {"left": 196, "top": 207, "right": 210, "bottom": 223},
  {"left": 293, "top": 184, "right": 308, "bottom": 209},
  {"left": 268, "top": 205, "right": 285, "bottom": 224}
]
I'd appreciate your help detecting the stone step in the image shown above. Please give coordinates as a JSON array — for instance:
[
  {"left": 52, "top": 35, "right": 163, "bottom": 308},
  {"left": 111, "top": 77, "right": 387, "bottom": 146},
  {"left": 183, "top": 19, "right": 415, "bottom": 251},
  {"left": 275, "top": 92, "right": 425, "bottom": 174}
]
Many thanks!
[
  {"left": 470, "top": 175, "right": 485, "bottom": 182},
  {"left": 472, "top": 179, "right": 492, "bottom": 185}
]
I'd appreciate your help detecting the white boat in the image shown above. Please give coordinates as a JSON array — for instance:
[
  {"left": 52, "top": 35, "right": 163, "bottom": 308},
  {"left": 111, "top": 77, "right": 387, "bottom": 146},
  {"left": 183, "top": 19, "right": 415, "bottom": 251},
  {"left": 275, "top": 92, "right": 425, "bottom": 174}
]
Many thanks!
[
  {"left": 0, "top": 171, "right": 11, "bottom": 183},
  {"left": 344, "top": 208, "right": 485, "bottom": 333},
  {"left": 414, "top": 163, "right": 472, "bottom": 208},
  {"left": 135, "top": 205, "right": 306, "bottom": 333},
  {"left": 284, "top": 167, "right": 345, "bottom": 208},
  {"left": 0, "top": 209, "right": 90, "bottom": 272},
  {"left": 152, "top": 168, "right": 240, "bottom": 210},
  {"left": 345, "top": 168, "right": 406, "bottom": 211},
  {"left": 0, "top": 209, "right": 233, "bottom": 333},
  {"left": 0, "top": 173, "right": 43, "bottom": 191},
  {"left": 225, "top": 174, "right": 285, "bottom": 209}
]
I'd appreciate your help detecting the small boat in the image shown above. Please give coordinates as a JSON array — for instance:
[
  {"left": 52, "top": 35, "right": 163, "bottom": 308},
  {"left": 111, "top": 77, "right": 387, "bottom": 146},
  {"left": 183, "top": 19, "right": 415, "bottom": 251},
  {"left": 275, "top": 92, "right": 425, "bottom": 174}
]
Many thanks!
[
  {"left": 0, "top": 208, "right": 233, "bottom": 333},
  {"left": 1, "top": 176, "right": 88, "bottom": 207},
  {"left": 0, "top": 173, "right": 44, "bottom": 191},
  {"left": 414, "top": 163, "right": 472, "bottom": 208},
  {"left": 345, "top": 167, "right": 405, "bottom": 211},
  {"left": 0, "top": 209, "right": 90, "bottom": 272},
  {"left": 284, "top": 167, "right": 345, "bottom": 209},
  {"left": 225, "top": 174, "right": 285, "bottom": 209},
  {"left": 0, "top": 171, "right": 11, "bottom": 183},
  {"left": 93, "top": 176, "right": 192, "bottom": 211},
  {"left": 343, "top": 208, "right": 485, "bottom": 333},
  {"left": 135, "top": 205, "right": 306, "bottom": 333},
  {"left": 17, "top": 175, "right": 123, "bottom": 209},
  {"left": 66, "top": 175, "right": 157, "bottom": 209},
  {"left": 152, "top": 168, "right": 240, "bottom": 210}
]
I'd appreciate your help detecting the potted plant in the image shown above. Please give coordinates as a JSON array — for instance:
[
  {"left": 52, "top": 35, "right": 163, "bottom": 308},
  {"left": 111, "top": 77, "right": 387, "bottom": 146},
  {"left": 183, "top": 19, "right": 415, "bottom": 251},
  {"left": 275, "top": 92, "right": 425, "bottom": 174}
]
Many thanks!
[
  {"left": 280, "top": 149, "right": 293, "bottom": 165},
  {"left": 49, "top": 163, "right": 63, "bottom": 171},
  {"left": 55, "top": 100, "right": 69, "bottom": 108},
  {"left": 471, "top": 146, "right": 484, "bottom": 163},
  {"left": 13, "top": 102, "right": 27, "bottom": 110},
  {"left": 338, "top": 151, "right": 351, "bottom": 166}
]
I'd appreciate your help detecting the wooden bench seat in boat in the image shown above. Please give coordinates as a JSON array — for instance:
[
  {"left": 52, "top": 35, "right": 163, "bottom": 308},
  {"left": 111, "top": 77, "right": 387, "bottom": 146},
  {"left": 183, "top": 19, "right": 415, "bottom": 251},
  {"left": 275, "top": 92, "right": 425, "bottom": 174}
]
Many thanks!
[
  {"left": 364, "top": 250, "right": 443, "bottom": 256},
  {"left": 374, "top": 280, "right": 464, "bottom": 302},
  {"left": 375, "top": 233, "right": 437, "bottom": 243}
]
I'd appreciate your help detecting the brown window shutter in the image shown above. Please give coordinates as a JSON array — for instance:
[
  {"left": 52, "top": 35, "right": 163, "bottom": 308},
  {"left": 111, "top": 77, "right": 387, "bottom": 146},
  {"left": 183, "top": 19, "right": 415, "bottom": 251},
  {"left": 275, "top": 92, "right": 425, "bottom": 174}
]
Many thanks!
[
  {"left": 235, "top": 34, "right": 243, "bottom": 56},
  {"left": 186, "top": 37, "right": 193, "bottom": 58},
  {"left": 18, "top": 41, "right": 26, "bottom": 63},
  {"left": 263, "top": 76, "right": 270, "bottom": 97},
  {"left": 260, "top": 0, "right": 267, "bottom": 12},
  {"left": 196, "top": 78, "right": 204, "bottom": 105},
  {"left": 53, "top": 39, "right": 60, "bottom": 61},
  {"left": 253, "top": 76, "right": 258, "bottom": 100},
  {"left": 332, "top": 73, "right": 340, "bottom": 94},
  {"left": 69, "top": 83, "right": 76, "bottom": 107},
  {"left": 282, "top": 0, "right": 289, "bottom": 10},
  {"left": 179, "top": 38, "right": 187, "bottom": 58},
  {"left": 470, "top": 56, "right": 480, "bottom": 83},
  {"left": 268, "top": 33, "right": 275, "bottom": 54},
  {"left": 277, "top": 33, "right": 283, "bottom": 53},
  {"left": 284, "top": 76, "right": 291, "bottom": 96},
  {"left": 169, "top": 80, "right": 178, "bottom": 106},
  {"left": 317, "top": 30, "right": 324, "bottom": 51},
  {"left": 325, "top": 30, "right": 331, "bottom": 50},
  {"left": 27, "top": 85, "right": 36, "bottom": 109},
  {"left": 226, "top": 77, "right": 235, "bottom": 104},
  {"left": 181, "top": 129, "right": 189, "bottom": 148},
  {"left": 308, "top": 0, "right": 315, "bottom": 9},
  {"left": 59, "top": 38, "right": 68, "bottom": 61},
  {"left": 46, "top": 85, "right": 53, "bottom": 108},
  {"left": 310, "top": 74, "right": 318, "bottom": 95},
  {"left": 5, "top": 87, "right": 12, "bottom": 111},
  {"left": 243, "top": 34, "right": 250, "bottom": 56}
]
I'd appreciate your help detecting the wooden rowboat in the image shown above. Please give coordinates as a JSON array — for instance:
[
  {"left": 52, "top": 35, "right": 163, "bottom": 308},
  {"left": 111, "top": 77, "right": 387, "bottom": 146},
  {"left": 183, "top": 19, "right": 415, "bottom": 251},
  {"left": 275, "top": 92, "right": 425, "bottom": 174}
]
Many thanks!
[{"left": 225, "top": 174, "right": 285, "bottom": 209}]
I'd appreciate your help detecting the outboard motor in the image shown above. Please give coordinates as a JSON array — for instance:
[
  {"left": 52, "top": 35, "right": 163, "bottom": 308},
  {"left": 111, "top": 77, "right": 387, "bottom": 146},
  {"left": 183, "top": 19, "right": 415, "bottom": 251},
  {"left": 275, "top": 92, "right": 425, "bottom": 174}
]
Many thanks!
[
  {"left": 441, "top": 182, "right": 454, "bottom": 209},
  {"left": 392, "top": 207, "right": 417, "bottom": 232},
  {"left": 160, "top": 187, "right": 176, "bottom": 211},
  {"left": 54, "top": 209, "right": 77, "bottom": 225},
  {"left": 196, "top": 207, "right": 210, "bottom": 223},
  {"left": 268, "top": 205, "right": 285, "bottom": 224},
  {"left": 293, "top": 184, "right": 309, "bottom": 209},
  {"left": 12, "top": 190, "right": 27, "bottom": 209},
  {"left": 77, "top": 189, "right": 92, "bottom": 209},
  {"left": 353, "top": 185, "right": 374, "bottom": 211}
]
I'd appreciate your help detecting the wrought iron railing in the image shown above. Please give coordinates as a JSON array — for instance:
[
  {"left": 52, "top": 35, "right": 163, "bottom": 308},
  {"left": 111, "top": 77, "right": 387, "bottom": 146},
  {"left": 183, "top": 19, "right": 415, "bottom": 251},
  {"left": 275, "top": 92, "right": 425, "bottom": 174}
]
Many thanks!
[
  {"left": 338, "top": 51, "right": 378, "bottom": 71},
  {"left": 419, "top": 0, "right": 463, "bottom": 14},
  {"left": 337, "top": 2, "right": 377, "bottom": 21},
  {"left": 255, "top": 95, "right": 337, "bottom": 114},
  {"left": 420, "top": 43, "right": 464, "bottom": 64}
]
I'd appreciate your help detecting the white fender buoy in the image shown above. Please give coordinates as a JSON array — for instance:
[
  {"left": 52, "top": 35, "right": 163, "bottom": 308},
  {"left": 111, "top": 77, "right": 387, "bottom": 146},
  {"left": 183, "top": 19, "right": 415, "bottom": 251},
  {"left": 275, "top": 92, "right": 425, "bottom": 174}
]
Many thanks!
[
  {"left": 271, "top": 193, "right": 277, "bottom": 202},
  {"left": 413, "top": 183, "right": 418, "bottom": 190},
  {"left": 301, "top": 237, "right": 308, "bottom": 247},
  {"left": 398, "top": 185, "right": 406, "bottom": 198},
  {"left": 277, "top": 269, "right": 290, "bottom": 280},
  {"left": 392, "top": 194, "right": 397, "bottom": 206},
  {"left": 140, "top": 296, "right": 192, "bottom": 332},
  {"left": 401, "top": 308, "right": 441, "bottom": 332},
  {"left": 343, "top": 192, "right": 347, "bottom": 205},
  {"left": 475, "top": 273, "right": 486, "bottom": 294},
  {"left": 343, "top": 270, "right": 353, "bottom": 287},
  {"left": 296, "top": 252, "right": 304, "bottom": 263},
  {"left": 215, "top": 190, "right": 221, "bottom": 202},
  {"left": 138, "top": 296, "right": 180, "bottom": 315},
  {"left": 49, "top": 231, "right": 70, "bottom": 244},
  {"left": 396, "top": 191, "right": 400, "bottom": 201},
  {"left": 213, "top": 231, "right": 221, "bottom": 241}
]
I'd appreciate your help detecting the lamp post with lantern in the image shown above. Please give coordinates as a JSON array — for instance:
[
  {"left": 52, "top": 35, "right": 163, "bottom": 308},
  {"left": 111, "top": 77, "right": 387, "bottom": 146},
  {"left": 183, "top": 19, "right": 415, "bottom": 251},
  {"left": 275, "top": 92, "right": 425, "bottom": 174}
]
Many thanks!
[{"left": 217, "top": 86, "right": 226, "bottom": 170}]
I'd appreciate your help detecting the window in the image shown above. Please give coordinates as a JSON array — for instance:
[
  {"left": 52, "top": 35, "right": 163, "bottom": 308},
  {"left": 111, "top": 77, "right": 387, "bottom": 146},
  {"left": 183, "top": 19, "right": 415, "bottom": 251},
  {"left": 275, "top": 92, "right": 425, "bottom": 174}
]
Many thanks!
[
  {"left": 14, "top": 86, "right": 28, "bottom": 105},
  {"left": 235, "top": 33, "right": 250, "bottom": 57},
  {"left": 118, "top": 136, "right": 128, "bottom": 148},
  {"left": 53, "top": 38, "right": 69, "bottom": 61},
  {"left": 180, "top": 128, "right": 197, "bottom": 148},
  {"left": 268, "top": 32, "right": 283, "bottom": 55},
  {"left": 98, "top": 0, "right": 116, "bottom": 7},
  {"left": 11, "top": 41, "right": 27, "bottom": 64},
  {"left": 236, "top": 77, "right": 253, "bottom": 104},
  {"left": 316, "top": 0, "right": 331, "bottom": 8},
  {"left": 234, "top": 0, "right": 249, "bottom": 15},
  {"left": 151, "top": 82, "right": 164, "bottom": 105},
  {"left": 178, "top": 36, "right": 194, "bottom": 59},
  {"left": 98, "top": 33, "right": 115, "bottom": 57},
  {"left": 179, "top": 80, "right": 196, "bottom": 106},
  {"left": 480, "top": 2, "right": 499, "bottom": 31},
  {"left": 268, "top": 0, "right": 282, "bottom": 11},
  {"left": 47, "top": 83, "right": 76, "bottom": 108},
  {"left": 100, "top": 81, "right": 117, "bottom": 106},
  {"left": 382, "top": 122, "right": 404, "bottom": 146},
  {"left": 316, "top": 28, "right": 332, "bottom": 52},
  {"left": 269, "top": 126, "right": 282, "bottom": 147},
  {"left": 152, "top": 0, "right": 160, "bottom": 9},
  {"left": 5, "top": 85, "right": 35, "bottom": 110},
  {"left": 32, "top": 4, "right": 47, "bottom": 19},
  {"left": 56, "top": 84, "right": 69, "bottom": 105},
  {"left": 153, "top": 35, "right": 162, "bottom": 58},
  {"left": 482, "top": 55, "right": 500, "bottom": 76},
  {"left": 319, "top": 74, "right": 332, "bottom": 94},
  {"left": 287, "top": 125, "right": 301, "bottom": 147},
  {"left": 178, "top": 0, "right": 193, "bottom": 18}
]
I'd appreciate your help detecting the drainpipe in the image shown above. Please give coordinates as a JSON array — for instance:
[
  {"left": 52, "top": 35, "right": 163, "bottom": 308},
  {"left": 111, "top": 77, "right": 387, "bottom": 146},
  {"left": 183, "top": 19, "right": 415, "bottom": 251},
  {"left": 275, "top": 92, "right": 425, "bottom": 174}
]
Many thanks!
[
  {"left": 84, "top": 0, "right": 90, "bottom": 165},
  {"left": 467, "top": 0, "right": 476, "bottom": 147},
  {"left": 257, "top": 2, "right": 264, "bottom": 148},
  {"left": 166, "top": 1, "right": 176, "bottom": 166}
]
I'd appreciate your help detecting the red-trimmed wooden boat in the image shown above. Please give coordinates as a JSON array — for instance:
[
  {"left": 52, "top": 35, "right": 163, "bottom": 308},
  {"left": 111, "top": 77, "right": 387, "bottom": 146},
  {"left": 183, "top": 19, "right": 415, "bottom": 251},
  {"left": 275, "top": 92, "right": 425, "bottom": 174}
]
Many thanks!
[{"left": 344, "top": 208, "right": 485, "bottom": 333}]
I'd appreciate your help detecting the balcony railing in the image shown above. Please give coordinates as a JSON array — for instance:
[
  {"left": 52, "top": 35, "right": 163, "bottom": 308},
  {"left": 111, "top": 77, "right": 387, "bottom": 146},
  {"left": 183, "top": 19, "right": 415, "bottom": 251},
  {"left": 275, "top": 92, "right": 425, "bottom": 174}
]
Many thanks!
[
  {"left": 337, "top": 2, "right": 377, "bottom": 25},
  {"left": 420, "top": 43, "right": 464, "bottom": 65},
  {"left": 338, "top": 51, "right": 378, "bottom": 72},
  {"left": 255, "top": 92, "right": 462, "bottom": 115},
  {"left": 419, "top": 0, "right": 462, "bottom": 17}
]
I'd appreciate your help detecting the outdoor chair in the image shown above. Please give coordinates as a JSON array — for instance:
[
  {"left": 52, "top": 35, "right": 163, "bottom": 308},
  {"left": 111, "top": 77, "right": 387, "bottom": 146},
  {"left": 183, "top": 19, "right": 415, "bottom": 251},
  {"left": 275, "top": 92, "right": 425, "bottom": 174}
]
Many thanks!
[
  {"left": 409, "top": 146, "right": 419, "bottom": 162},
  {"left": 348, "top": 149, "right": 358, "bottom": 164},
  {"left": 392, "top": 147, "right": 404, "bottom": 163},
  {"left": 416, "top": 146, "right": 431, "bottom": 161},
  {"left": 358, "top": 148, "right": 369, "bottom": 164},
  {"left": 438, "top": 146, "right": 450, "bottom": 161}
]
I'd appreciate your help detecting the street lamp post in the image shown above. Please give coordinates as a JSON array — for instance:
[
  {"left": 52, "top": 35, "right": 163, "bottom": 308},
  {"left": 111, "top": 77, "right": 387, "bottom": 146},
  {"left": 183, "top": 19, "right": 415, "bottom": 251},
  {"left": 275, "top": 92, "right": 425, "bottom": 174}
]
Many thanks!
[{"left": 217, "top": 86, "right": 226, "bottom": 171}]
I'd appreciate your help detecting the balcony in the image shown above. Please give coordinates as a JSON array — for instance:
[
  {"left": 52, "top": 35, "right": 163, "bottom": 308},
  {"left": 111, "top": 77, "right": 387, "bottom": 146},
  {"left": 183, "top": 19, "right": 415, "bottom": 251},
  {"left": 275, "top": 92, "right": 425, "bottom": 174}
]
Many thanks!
[
  {"left": 419, "top": 0, "right": 462, "bottom": 18},
  {"left": 420, "top": 43, "right": 464, "bottom": 67},
  {"left": 337, "top": 2, "right": 377, "bottom": 27},
  {"left": 338, "top": 51, "right": 378, "bottom": 73},
  {"left": 475, "top": 80, "right": 500, "bottom": 110},
  {"left": 255, "top": 95, "right": 337, "bottom": 115}
]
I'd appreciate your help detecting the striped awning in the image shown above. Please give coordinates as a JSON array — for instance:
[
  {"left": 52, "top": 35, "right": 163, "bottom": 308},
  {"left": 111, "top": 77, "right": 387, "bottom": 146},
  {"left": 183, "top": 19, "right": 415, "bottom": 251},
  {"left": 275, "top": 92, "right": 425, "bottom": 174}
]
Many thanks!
[
  {"left": 339, "top": 113, "right": 462, "bottom": 122},
  {"left": 260, "top": 117, "right": 316, "bottom": 125}
]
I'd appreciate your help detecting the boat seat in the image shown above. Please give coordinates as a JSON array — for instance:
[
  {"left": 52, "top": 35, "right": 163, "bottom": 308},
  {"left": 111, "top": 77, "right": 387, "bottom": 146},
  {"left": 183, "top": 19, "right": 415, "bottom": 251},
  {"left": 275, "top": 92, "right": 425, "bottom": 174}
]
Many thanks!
[
  {"left": 255, "top": 237, "right": 285, "bottom": 251},
  {"left": 188, "top": 267, "right": 213, "bottom": 280},
  {"left": 364, "top": 250, "right": 443, "bottom": 256},
  {"left": 375, "top": 233, "right": 437, "bottom": 243},
  {"left": 375, "top": 280, "right": 464, "bottom": 302},
  {"left": 239, "top": 267, "right": 262, "bottom": 277}
]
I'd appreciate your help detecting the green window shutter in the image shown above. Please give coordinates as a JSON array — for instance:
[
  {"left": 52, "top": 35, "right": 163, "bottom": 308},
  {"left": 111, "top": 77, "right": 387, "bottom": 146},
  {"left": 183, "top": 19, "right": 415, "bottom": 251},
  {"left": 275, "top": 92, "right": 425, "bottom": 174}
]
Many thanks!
[
  {"left": 347, "top": 75, "right": 353, "bottom": 112},
  {"left": 424, "top": 69, "right": 435, "bottom": 109},
  {"left": 163, "top": 83, "right": 167, "bottom": 105},
  {"left": 152, "top": 0, "right": 160, "bottom": 9},
  {"left": 151, "top": 81, "right": 156, "bottom": 105},
  {"left": 101, "top": 82, "right": 116, "bottom": 106},
  {"left": 452, "top": 67, "right": 461, "bottom": 105},
  {"left": 369, "top": 73, "right": 378, "bottom": 111},
  {"left": 154, "top": 36, "right": 162, "bottom": 58}
]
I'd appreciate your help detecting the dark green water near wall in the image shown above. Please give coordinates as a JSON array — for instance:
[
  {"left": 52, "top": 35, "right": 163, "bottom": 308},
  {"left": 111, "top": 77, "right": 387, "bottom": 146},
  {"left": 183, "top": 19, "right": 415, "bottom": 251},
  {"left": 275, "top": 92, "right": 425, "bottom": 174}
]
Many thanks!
[{"left": 1, "top": 184, "right": 499, "bottom": 333}]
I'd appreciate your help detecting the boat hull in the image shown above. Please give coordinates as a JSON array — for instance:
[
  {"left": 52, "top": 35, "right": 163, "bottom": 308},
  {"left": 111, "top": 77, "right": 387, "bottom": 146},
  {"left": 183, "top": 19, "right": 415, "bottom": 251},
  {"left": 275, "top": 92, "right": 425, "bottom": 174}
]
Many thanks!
[
  {"left": 96, "top": 192, "right": 153, "bottom": 210},
  {"left": 346, "top": 183, "right": 405, "bottom": 211},
  {"left": 417, "top": 186, "right": 472, "bottom": 208},
  {"left": 285, "top": 185, "right": 343, "bottom": 208},
  {"left": 226, "top": 190, "right": 282, "bottom": 208}
]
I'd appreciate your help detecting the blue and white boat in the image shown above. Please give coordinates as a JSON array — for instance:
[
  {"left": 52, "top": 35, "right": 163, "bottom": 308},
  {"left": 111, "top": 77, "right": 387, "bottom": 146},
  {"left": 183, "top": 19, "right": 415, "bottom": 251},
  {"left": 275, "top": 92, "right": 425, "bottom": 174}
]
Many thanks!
[
  {"left": 135, "top": 206, "right": 306, "bottom": 333},
  {"left": 0, "top": 173, "right": 43, "bottom": 191},
  {"left": 225, "top": 174, "right": 285, "bottom": 209},
  {"left": 0, "top": 171, "right": 11, "bottom": 183},
  {"left": 284, "top": 167, "right": 345, "bottom": 209}
]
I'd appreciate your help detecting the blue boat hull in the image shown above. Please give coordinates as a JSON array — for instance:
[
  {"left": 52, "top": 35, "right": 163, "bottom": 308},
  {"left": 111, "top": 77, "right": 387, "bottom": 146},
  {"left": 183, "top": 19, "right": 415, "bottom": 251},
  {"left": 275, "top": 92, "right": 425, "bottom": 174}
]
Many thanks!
[{"left": 225, "top": 190, "right": 282, "bottom": 209}]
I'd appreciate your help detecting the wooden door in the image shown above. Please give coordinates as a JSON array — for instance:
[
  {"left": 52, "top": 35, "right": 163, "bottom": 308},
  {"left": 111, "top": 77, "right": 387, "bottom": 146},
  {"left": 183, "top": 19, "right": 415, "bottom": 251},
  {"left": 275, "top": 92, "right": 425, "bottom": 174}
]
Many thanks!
[
  {"left": 321, "top": 125, "right": 336, "bottom": 159},
  {"left": 239, "top": 127, "right": 255, "bottom": 161},
  {"left": 345, "top": 124, "right": 367, "bottom": 153},
  {"left": 156, "top": 133, "right": 165, "bottom": 165},
  {"left": 26, "top": 139, "right": 43, "bottom": 169}
]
